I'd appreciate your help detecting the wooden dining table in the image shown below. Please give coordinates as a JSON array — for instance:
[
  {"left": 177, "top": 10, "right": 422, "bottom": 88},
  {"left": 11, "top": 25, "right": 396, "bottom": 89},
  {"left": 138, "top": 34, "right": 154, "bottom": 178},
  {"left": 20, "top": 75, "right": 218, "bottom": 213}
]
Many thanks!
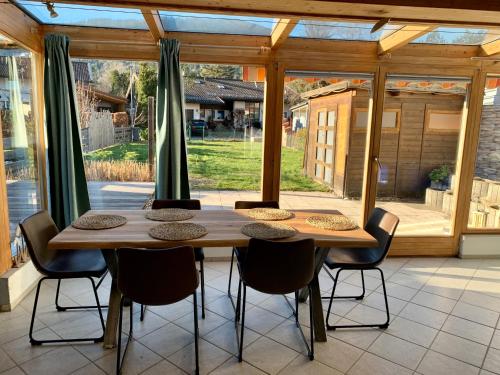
[{"left": 48, "top": 209, "right": 377, "bottom": 348}]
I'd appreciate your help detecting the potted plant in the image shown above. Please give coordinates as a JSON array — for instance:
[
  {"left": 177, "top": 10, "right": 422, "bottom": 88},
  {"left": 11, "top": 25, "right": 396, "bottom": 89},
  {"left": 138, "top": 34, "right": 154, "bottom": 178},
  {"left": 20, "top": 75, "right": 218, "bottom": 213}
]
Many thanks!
[{"left": 429, "top": 165, "right": 451, "bottom": 191}]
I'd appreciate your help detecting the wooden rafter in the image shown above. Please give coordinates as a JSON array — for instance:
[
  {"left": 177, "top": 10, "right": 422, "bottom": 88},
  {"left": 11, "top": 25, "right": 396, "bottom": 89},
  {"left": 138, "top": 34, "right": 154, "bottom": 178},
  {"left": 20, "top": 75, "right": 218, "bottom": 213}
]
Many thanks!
[
  {"left": 0, "top": 3, "right": 41, "bottom": 53},
  {"left": 271, "top": 19, "right": 298, "bottom": 50},
  {"left": 480, "top": 38, "right": 500, "bottom": 56},
  {"left": 141, "top": 9, "right": 165, "bottom": 40},
  {"left": 378, "top": 25, "right": 436, "bottom": 55}
]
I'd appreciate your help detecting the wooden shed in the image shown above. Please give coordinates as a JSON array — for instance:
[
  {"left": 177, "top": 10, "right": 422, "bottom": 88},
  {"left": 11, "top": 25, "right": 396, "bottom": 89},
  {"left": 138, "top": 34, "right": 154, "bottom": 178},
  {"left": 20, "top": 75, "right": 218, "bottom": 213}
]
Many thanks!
[{"left": 303, "top": 81, "right": 466, "bottom": 198}]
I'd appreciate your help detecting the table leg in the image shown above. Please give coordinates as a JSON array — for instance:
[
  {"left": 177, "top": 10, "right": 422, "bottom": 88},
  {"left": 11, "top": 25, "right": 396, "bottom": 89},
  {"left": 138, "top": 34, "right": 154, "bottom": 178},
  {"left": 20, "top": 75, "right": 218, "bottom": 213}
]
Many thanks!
[
  {"left": 101, "top": 249, "right": 121, "bottom": 349},
  {"left": 299, "top": 247, "right": 330, "bottom": 342}
]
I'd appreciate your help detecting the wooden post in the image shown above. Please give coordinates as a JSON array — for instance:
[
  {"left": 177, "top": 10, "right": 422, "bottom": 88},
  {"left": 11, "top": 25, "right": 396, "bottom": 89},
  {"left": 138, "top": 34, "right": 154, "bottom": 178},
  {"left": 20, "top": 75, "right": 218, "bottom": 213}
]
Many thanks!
[
  {"left": 261, "top": 61, "right": 285, "bottom": 201},
  {"left": 147, "top": 96, "right": 155, "bottom": 179},
  {"left": 0, "top": 115, "right": 12, "bottom": 275}
]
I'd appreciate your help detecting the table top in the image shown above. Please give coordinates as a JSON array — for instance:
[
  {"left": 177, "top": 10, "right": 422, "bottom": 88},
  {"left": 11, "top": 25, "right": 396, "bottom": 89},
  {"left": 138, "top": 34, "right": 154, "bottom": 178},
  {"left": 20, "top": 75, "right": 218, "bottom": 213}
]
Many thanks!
[{"left": 48, "top": 209, "right": 378, "bottom": 250}]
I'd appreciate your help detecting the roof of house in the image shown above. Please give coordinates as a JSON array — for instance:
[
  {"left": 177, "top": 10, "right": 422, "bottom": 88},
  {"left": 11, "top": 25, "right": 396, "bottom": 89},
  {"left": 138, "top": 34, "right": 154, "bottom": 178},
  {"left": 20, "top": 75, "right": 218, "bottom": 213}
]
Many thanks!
[
  {"left": 0, "top": 56, "right": 92, "bottom": 84},
  {"left": 184, "top": 78, "right": 264, "bottom": 105}
]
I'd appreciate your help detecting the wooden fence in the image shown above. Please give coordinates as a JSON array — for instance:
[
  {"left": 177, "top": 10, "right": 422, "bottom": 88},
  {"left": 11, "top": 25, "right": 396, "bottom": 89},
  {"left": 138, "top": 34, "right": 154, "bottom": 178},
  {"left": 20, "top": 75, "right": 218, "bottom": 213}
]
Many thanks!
[{"left": 81, "top": 111, "right": 132, "bottom": 152}]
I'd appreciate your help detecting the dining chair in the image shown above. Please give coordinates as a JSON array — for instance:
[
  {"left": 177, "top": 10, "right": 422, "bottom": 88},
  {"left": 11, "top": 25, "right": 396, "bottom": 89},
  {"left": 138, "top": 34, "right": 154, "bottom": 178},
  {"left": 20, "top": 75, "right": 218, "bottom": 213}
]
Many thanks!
[
  {"left": 235, "top": 238, "right": 316, "bottom": 361},
  {"left": 116, "top": 246, "right": 200, "bottom": 375},
  {"left": 229, "top": 200, "right": 280, "bottom": 299},
  {"left": 141, "top": 199, "right": 205, "bottom": 319},
  {"left": 19, "top": 211, "right": 107, "bottom": 345},
  {"left": 323, "top": 207, "right": 399, "bottom": 330}
]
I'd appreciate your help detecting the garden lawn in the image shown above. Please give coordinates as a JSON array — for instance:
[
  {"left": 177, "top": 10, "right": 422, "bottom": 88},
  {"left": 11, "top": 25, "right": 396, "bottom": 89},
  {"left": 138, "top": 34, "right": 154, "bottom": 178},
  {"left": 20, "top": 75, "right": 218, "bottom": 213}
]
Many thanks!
[{"left": 85, "top": 141, "right": 329, "bottom": 191}]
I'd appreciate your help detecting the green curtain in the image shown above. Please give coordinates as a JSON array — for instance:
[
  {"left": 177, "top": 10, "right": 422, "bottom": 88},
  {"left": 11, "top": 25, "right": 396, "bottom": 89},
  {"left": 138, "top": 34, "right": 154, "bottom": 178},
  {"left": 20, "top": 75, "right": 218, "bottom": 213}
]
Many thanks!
[
  {"left": 155, "top": 39, "right": 190, "bottom": 199},
  {"left": 44, "top": 34, "right": 90, "bottom": 229}
]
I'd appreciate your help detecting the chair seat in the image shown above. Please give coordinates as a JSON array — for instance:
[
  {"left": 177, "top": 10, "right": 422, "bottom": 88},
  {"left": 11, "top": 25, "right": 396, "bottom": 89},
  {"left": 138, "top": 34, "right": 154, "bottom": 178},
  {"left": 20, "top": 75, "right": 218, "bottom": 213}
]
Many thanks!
[
  {"left": 194, "top": 247, "right": 204, "bottom": 262},
  {"left": 324, "top": 247, "right": 382, "bottom": 269},
  {"left": 44, "top": 249, "right": 107, "bottom": 278}
]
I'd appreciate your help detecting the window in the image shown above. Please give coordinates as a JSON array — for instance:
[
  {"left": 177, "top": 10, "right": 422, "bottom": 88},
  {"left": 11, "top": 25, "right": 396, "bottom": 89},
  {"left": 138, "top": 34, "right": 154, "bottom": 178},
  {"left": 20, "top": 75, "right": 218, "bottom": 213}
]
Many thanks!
[
  {"left": 318, "top": 111, "right": 326, "bottom": 127},
  {"left": 425, "top": 110, "right": 462, "bottom": 132},
  {"left": 316, "top": 147, "right": 324, "bottom": 161},
  {"left": 354, "top": 109, "right": 400, "bottom": 130},
  {"left": 317, "top": 130, "right": 326, "bottom": 143},
  {"left": 327, "top": 111, "right": 336, "bottom": 126}
]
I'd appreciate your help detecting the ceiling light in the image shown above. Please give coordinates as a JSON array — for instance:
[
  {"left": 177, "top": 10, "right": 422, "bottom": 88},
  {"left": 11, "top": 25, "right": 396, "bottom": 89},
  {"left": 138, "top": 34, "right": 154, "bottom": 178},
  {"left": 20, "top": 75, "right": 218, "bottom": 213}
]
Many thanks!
[
  {"left": 371, "top": 18, "right": 390, "bottom": 33},
  {"left": 43, "top": 1, "right": 58, "bottom": 18}
]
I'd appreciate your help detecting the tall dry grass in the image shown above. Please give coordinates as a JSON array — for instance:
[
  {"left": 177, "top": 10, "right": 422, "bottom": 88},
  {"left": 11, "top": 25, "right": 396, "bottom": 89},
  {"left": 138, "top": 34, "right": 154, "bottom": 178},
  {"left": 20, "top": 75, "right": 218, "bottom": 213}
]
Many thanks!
[{"left": 84, "top": 160, "right": 153, "bottom": 182}]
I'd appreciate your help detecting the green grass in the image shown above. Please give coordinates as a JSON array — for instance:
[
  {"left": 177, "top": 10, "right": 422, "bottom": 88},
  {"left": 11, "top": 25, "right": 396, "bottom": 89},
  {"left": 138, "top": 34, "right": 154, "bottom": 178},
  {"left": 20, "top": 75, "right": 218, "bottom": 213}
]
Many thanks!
[{"left": 85, "top": 141, "right": 329, "bottom": 191}]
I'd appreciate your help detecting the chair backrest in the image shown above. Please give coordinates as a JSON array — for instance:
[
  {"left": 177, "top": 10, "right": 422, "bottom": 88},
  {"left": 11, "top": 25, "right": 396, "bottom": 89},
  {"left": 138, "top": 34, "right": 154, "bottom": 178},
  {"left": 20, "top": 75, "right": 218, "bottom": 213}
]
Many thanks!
[
  {"left": 152, "top": 199, "right": 201, "bottom": 210},
  {"left": 234, "top": 200, "right": 279, "bottom": 209},
  {"left": 241, "top": 238, "right": 315, "bottom": 295},
  {"left": 19, "top": 210, "right": 59, "bottom": 275},
  {"left": 364, "top": 207, "right": 399, "bottom": 263},
  {"left": 117, "top": 246, "right": 199, "bottom": 306}
]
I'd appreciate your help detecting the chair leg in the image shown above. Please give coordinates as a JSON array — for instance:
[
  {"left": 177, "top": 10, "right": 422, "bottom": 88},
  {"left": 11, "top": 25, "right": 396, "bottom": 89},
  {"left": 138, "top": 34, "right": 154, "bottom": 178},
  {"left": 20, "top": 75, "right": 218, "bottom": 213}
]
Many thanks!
[
  {"left": 325, "top": 268, "right": 341, "bottom": 330},
  {"left": 327, "top": 267, "right": 390, "bottom": 330},
  {"left": 193, "top": 292, "right": 200, "bottom": 375},
  {"left": 238, "top": 283, "right": 247, "bottom": 362},
  {"left": 284, "top": 290, "right": 314, "bottom": 360},
  {"left": 295, "top": 291, "right": 299, "bottom": 324},
  {"left": 89, "top": 277, "right": 106, "bottom": 336},
  {"left": 140, "top": 304, "right": 145, "bottom": 322},
  {"left": 228, "top": 248, "right": 235, "bottom": 296},
  {"left": 235, "top": 278, "right": 242, "bottom": 323},
  {"left": 116, "top": 296, "right": 134, "bottom": 375},
  {"left": 199, "top": 260, "right": 206, "bottom": 319},
  {"left": 321, "top": 267, "right": 365, "bottom": 301},
  {"left": 31, "top": 277, "right": 105, "bottom": 345},
  {"left": 308, "top": 285, "right": 314, "bottom": 360},
  {"left": 55, "top": 277, "right": 109, "bottom": 311}
]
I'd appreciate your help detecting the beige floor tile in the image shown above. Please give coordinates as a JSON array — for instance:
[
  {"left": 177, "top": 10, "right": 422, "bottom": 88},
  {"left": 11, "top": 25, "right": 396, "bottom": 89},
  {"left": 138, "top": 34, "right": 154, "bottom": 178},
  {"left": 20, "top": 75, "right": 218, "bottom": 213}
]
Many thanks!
[
  {"left": 203, "top": 320, "right": 260, "bottom": 355},
  {"left": 348, "top": 352, "right": 413, "bottom": 375},
  {"left": 452, "top": 302, "right": 500, "bottom": 328},
  {"left": 0, "top": 367, "right": 25, "bottom": 375},
  {"left": 388, "top": 271, "right": 429, "bottom": 290},
  {"left": 461, "top": 291, "right": 500, "bottom": 313},
  {"left": 344, "top": 304, "right": 391, "bottom": 326},
  {"left": 417, "top": 351, "right": 480, "bottom": 375},
  {"left": 378, "top": 282, "right": 419, "bottom": 302},
  {"left": 146, "top": 300, "right": 194, "bottom": 322},
  {"left": 138, "top": 323, "right": 194, "bottom": 358},
  {"left": 361, "top": 291, "right": 407, "bottom": 315},
  {"left": 442, "top": 315, "right": 494, "bottom": 345},
  {"left": 411, "top": 290, "right": 457, "bottom": 313},
  {"left": 483, "top": 347, "right": 500, "bottom": 374},
  {"left": 314, "top": 337, "right": 363, "bottom": 373},
  {"left": 259, "top": 295, "right": 295, "bottom": 319},
  {"left": 490, "top": 330, "right": 500, "bottom": 350},
  {"left": 239, "top": 336, "right": 298, "bottom": 375},
  {"left": 368, "top": 333, "right": 426, "bottom": 370},
  {"left": 385, "top": 317, "right": 438, "bottom": 347},
  {"left": 20, "top": 347, "right": 90, "bottom": 375},
  {"left": 173, "top": 309, "right": 227, "bottom": 337},
  {"left": 95, "top": 340, "right": 161, "bottom": 375},
  {"left": 431, "top": 331, "right": 488, "bottom": 367},
  {"left": 265, "top": 320, "right": 311, "bottom": 354},
  {"left": 140, "top": 360, "right": 187, "bottom": 375},
  {"left": 399, "top": 303, "right": 448, "bottom": 330},
  {"left": 210, "top": 357, "right": 266, "bottom": 375},
  {"left": 243, "top": 306, "right": 286, "bottom": 335},
  {"left": 466, "top": 280, "right": 500, "bottom": 300},
  {"left": 280, "top": 354, "right": 343, "bottom": 375},
  {"left": 326, "top": 318, "right": 382, "bottom": 350},
  {"left": 0, "top": 313, "right": 46, "bottom": 346},
  {"left": 0, "top": 347, "right": 16, "bottom": 373},
  {"left": 70, "top": 363, "right": 106, "bottom": 375},
  {"left": 1, "top": 328, "right": 61, "bottom": 365},
  {"left": 422, "top": 276, "right": 469, "bottom": 300},
  {"left": 49, "top": 312, "right": 105, "bottom": 340},
  {"left": 120, "top": 309, "right": 169, "bottom": 339}
]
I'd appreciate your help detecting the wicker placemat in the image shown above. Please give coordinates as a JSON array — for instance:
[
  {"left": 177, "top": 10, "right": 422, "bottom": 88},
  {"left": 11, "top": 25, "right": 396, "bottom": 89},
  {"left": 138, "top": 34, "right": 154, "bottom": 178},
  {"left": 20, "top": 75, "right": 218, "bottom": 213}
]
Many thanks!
[
  {"left": 149, "top": 222, "right": 208, "bottom": 241},
  {"left": 72, "top": 214, "right": 127, "bottom": 230},
  {"left": 246, "top": 208, "right": 293, "bottom": 221},
  {"left": 145, "top": 208, "right": 194, "bottom": 222},
  {"left": 241, "top": 222, "right": 296, "bottom": 240},
  {"left": 306, "top": 215, "right": 358, "bottom": 231}
]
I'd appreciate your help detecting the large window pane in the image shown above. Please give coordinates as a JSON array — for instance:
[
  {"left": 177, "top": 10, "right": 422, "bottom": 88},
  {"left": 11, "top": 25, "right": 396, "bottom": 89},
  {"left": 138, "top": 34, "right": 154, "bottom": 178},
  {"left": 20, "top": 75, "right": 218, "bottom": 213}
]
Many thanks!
[
  {"left": 280, "top": 73, "right": 373, "bottom": 225},
  {"left": 0, "top": 41, "right": 41, "bottom": 251},
  {"left": 375, "top": 75, "right": 470, "bottom": 235},
  {"left": 468, "top": 75, "right": 500, "bottom": 229}
]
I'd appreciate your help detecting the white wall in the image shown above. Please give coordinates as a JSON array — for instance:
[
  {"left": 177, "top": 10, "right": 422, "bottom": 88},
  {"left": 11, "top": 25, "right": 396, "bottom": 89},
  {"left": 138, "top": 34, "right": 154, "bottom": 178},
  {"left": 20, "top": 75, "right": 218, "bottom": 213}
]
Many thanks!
[
  {"left": 233, "top": 101, "right": 245, "bottom": 111},
  {"left": 460, "top": 234, "right": 500, "bottom": 258},
  {"left": 185, "top": 103, "right": 201, "bottom": 120}
]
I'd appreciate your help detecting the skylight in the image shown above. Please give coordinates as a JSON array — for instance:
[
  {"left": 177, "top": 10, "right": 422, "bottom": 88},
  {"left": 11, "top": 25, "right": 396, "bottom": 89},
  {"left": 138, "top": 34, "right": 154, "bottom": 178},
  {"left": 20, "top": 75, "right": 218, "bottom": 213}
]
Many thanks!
[
  {"left": 15, "top": 1, "right": 148, "bottom": 30},
  {"left": 290, "top": 21, "right": 401, "bottom": 41},
  {"left": 159, "top": 11, "right": 276, "bottom": 36},
  {"left": 412, "top": 27, "right": 498, "bottom": 45}
]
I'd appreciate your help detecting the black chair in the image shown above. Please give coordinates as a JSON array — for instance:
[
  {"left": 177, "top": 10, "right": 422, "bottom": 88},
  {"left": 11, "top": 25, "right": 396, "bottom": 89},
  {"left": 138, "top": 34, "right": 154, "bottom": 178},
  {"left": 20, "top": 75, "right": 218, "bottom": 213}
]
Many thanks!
[
  {"left": 229, "top": 201, "right": 280, "bottom": 300},
  {"left": 19, "top": 211, "right": 107, "bottom": 345},
  {"left": 236, "top": 238, "right": 316, "bottom": 361},
  {"left": 116, "top": 247, "right": 200, "bottom": 375},
  {"left": 141, "top": 199, "right": 205, "bottom": 320},
  {"left": 323, "top": 207, "right": 399, "bottom": 330}
]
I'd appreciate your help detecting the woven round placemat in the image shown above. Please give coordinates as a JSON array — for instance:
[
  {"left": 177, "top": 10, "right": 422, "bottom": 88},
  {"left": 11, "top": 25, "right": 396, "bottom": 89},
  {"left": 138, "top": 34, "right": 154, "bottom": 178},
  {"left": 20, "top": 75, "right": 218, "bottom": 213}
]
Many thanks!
[
  {"left": 306, "top": 215, "right": 358, "bottom": 231},
  {"left": 241, "top": 222, "right": 296, "bottom": 240},
  {"left": 246, "top": 208, "right": 293, "bottom": 221},
  {"left": 72, "top": 215, "right": 127, "bottom": 230},
  {"left": 149, "top": 222, "right": 208, "bottom": 241},
  {"left": 145, "top": 208, "right": 194, "bottom": 222}
]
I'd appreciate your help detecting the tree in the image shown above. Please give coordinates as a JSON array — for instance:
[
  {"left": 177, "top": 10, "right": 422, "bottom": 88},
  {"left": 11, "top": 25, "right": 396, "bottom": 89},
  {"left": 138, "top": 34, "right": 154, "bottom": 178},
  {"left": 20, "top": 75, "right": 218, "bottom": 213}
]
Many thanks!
[
  {"left": 422, "top": 32, "right": 447, "bottom": 44},
  {"left": 199, "top": 64, "right": 241, "bottom": 79},
  {"left": 452, "top": 31, "right": 487, "bottom": 45},
  {"left": 109, "top": 69, "right": 129, "bottom": 97},
  {"left": 75, "top": 82, "right": 97, "bottom": 129},
  {"left": 135, "top": 63, "right": 158, "bottom": 126}
]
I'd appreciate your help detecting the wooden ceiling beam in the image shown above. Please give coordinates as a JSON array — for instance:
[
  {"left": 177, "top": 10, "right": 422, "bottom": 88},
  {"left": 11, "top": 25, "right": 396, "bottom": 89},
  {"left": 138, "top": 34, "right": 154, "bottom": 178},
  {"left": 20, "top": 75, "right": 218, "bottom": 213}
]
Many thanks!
[
  {"left": 479, "top": 38, "right": 500, "bottom": 56},
  {"left": 141, "top": 9, "right": 165, "bottom": 41},
  {"left": 271, "top": 19, "right": 298, "bottom": 50},
  {"left": 378, "top": 25, "right": 436, "bottom": 55},
  {"left": 0, "top": 3, "right": 42, "bottom": 53},
  {"left": 49, "top": 0, "right": 500, "bottom": 27}
]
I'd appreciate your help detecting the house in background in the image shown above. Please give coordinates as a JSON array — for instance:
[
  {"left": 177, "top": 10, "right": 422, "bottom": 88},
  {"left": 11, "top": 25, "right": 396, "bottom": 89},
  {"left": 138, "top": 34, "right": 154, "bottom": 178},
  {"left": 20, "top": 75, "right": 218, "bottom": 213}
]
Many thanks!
[{"left": 184, "top": 77, "right": 263, "bottom": 127}]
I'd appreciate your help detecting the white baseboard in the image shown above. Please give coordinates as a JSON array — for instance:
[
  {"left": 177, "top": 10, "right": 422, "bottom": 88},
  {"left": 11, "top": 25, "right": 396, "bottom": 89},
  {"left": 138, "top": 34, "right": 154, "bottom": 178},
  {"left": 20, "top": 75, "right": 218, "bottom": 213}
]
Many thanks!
[
  {"left": 0, "top": 260, "right": 41, "bottom": 312},
  {"left": 460, "top": 234, "right": 500, "bottom": 258}
]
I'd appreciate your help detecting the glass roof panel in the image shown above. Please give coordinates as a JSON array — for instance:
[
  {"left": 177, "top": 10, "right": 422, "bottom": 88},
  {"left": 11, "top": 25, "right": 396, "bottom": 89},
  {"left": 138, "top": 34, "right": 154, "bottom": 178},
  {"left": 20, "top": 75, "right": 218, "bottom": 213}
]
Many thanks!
[
  {"left": 412, "top": 27, "right": 498, "bottom": 45},
  {"left": 159, "top": 11, "right": 275, "bottom": 36},
  {"left": 15, "top": 1, "right": 148, "bottom": 29},
  {"left": 290, "top": 20, "right": 401, "bottom": 41}
]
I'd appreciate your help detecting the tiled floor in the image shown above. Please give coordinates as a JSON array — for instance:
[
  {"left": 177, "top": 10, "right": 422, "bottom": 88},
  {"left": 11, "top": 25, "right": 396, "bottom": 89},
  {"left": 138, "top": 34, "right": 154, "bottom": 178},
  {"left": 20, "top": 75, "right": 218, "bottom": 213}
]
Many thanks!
[{"left": 2, "top": 257, "right": 500, "bottom": 374}]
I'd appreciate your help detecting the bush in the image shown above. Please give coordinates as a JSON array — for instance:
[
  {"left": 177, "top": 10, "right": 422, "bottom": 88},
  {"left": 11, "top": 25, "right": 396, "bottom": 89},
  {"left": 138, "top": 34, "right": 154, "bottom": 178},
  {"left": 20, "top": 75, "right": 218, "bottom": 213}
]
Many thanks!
[
  {"left": 139, "top": 128, "right": 148, "bottom": 141},
  {"left": 429, "top": 165, "right": 451, "bottom": 183}
]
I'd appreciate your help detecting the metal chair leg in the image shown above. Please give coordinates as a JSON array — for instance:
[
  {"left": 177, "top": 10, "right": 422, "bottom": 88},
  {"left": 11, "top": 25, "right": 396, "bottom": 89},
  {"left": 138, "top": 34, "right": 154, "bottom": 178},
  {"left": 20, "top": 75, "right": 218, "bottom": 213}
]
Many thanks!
[
  {"left": 325, "top": 268, "right": 341, "bottom": 330},
  {"left": 283, "top": 290, "right": 314, "bottom": 360},
  {"left": 228, "top": 248, "right": 235, "bottom": 296},
  {"left": 235, "top": 278, "right": 242, "bottom": 323},
  {"left": 116, "top": 296, "right": 133, "bottom": 375},
  {"left": 31, "top": 277, "right": 105, "bottom": 345},
  {"left": 238, "top": 283, "right": 247, "bottom": 362},
  {"left": 193, "top": 292, "right": 200, "bottom": 375},
  {"left": 321, "top": 267, "right": 365, "bottom": 300},
  {"left": 140, "top": 304, "right": 145, "bottom": 322},
  {"left": 308, "top": 285, "right": 314, "bottom": 360},
  {"left": 55, "top": 277, "right": 109, "bottom": 311},
  {"left": 295, "top": 291, "right": 299, "bottom": 323},
  {"left": 200, "top": 260, "right": 206, "bottom": 319}
]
